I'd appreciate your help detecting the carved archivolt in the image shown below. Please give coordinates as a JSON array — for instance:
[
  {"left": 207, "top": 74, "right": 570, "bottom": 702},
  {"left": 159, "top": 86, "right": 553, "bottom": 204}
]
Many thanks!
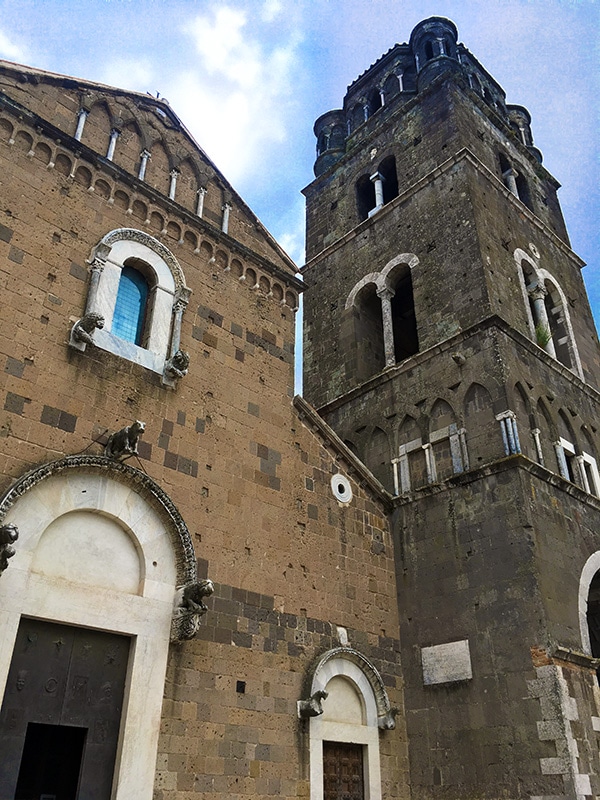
[
  {"left": 0, "top": 454, "right": 197, "bottom": 586},
  {"left": 305, "top": 646, "right": 397, "bottom": 730},
  {"left": 94, "top": 227, "right": 188, "bottom": 293}
]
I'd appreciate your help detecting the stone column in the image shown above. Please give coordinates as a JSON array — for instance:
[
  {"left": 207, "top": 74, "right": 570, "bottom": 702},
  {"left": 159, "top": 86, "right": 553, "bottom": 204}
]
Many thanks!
[
  {"left": 138, "top": 150, "right": 150, "bottom": 180},
  {"left": 371, "top": 172, "right": 384, "bottom": 207},
  {"left": 169, "top": 170, "right": 178, "bottom": 201},
  {"left": 531, "top": 428, "right": 544, "bottom": 466},
  {"left": 528, "top": 283, "right": 556, "bottom": 357},
  {"left": 391, "top": 458, "right": 400, "bottom": 496},
  {"left": 397, "top": 72, "right": 404, "bottom": 92},
  {"left": 221, "top": 202, "right": 232, "bottom": 234},
  {"left": 376, "top": 287, "right": 396, "bottom": 367},
  {"left": 106, "top": 129, "right": 119, "bottom": 161},
  {"left": 397, "top": 447, "right": 411, "bottom": 494},
  {"left": 554, "top": 442, "right": 570, "bottom": 480},
  {"left": 449, "top": 425, "right": 464, "bottom": 473},
  {"left": 85, "top": 249, "right": 109, "bottom": 315},
  {"left": 496, "top": 411, "right": 520, "bottom": 455},
  {"left": 379, "top": 88, "right": 385, "bottom": 106},
  {"left": 423, "top": 443, "right": 437, "bottom": 484},
  {"left": 437, "top": 37, "right": 446, "bottom": 55},
  {"left": 74, "top": 109, "right": 88, "bottom": 142},
  {"left": 169, "top": 288, "right": 192, "bottom": 357},
  {"left": 503, "top": 168, "right": 519, "bottom": 197},
  {"left": 459, "top": 428, "right": 469, "bottom": 471},
  {"left": 577, "top": 456, "right": 591, "bottom": 494},
  {"left": 196, "top": 186, "right": 207, "bottom": 218}
]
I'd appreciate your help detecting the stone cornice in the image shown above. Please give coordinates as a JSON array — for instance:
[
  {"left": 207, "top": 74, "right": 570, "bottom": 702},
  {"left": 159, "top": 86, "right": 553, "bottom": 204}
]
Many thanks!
[
  {"left": 316, "top": 315, "right": 600, "bottom": 416},
  {"left": 302, "top": 147, "right": 583, "bottom": 274},
  {"left": 391, "top": 451, "right": 600, "bottom": 511},
  {"left": 293, "top": 395, "right": 394, "bottom": 512}
]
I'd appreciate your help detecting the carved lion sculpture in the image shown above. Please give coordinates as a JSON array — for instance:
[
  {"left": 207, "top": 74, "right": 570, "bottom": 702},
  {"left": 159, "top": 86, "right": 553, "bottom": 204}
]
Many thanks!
[
  {"left": 0, "top": 523, "right": 19, "bottom": 575},
  {"left": 71, "top": 312, "right": 105, "bottom": 345},
  {"left": 165, "top": 349, "right": 190, "bottom": 380},
  {"left": 181, "top": 579, "right": 215, "bottom": 614},
  {"left": 104, "top": 420, "right": 146, "bottom": 460}
]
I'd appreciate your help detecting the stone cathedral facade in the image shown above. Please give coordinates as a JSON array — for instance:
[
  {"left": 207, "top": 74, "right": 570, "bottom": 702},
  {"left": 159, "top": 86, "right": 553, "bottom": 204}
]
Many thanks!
[{"left": 0, "top": 15, "right": 599, "bottom": 800}]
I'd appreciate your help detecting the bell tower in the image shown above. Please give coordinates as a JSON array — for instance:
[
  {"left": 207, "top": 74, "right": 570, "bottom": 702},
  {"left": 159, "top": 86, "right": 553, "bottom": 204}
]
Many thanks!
[{"left": 303, "top": 17, "right": 600, "bottom": 799}]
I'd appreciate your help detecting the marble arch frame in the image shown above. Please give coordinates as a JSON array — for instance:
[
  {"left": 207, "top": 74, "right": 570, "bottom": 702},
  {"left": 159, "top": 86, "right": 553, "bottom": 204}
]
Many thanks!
[
  {"left": 306, "top": 647, "right": 395, "bottom": 800},
  {"left": 0, "top": 455, "right": 197, "bottom": 800}
]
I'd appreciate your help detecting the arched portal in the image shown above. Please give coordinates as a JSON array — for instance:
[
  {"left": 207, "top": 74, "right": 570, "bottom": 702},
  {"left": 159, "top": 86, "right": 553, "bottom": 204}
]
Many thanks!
[{"left": 0, "top": 456, "right": 197, "bottom": 800}]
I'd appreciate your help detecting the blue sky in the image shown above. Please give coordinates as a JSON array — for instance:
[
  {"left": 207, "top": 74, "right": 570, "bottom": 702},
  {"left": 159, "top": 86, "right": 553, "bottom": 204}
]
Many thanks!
[{"left": 1, "top": 0, "right": 598, "bottom": 333}]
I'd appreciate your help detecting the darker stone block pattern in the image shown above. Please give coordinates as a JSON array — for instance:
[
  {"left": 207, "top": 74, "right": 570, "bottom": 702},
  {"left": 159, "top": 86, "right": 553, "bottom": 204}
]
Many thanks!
[
  {"left": 41, "top": 404, "right": 76, "bottom": 432},
  {"left": 4, "top": 392, "right": 30, "bottom": 415},
  {"left": 197, "top": 581, "right": 402, "bottom": 686}
]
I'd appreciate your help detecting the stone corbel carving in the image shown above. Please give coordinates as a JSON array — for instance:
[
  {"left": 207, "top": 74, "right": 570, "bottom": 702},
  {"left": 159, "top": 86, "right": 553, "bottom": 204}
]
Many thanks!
[
  {"left": 172, "top": 579, "right": 215, "bottom": 641},
  {"left": 297, "top": 689, "right": 328, "bottom": 719},
  {"left": 163, "top": 349, "right": 189, "bottom": 382},
  {"left": 104, "top": 421, "right": 146, "bottom": 460},
  {"left": 70, "top": 312, "right": 105, "bottom": 350},
  {"left": 0, "top": 524, "right": 19, "bottom": 576},
  {"left": 378, "top": 707, "right": 399, "bottom": 730}
]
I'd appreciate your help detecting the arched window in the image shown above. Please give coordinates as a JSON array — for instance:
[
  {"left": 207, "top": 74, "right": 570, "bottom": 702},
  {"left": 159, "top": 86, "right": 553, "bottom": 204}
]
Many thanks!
[
  {"left": 515, "top": 172, "right": 533, "bottom": 210},
  {"left": 356, "top": 174, "right": 376, "bottom": 222},
  {"left": 72, "top": 229, "right": 191, "bottom": 382},
  {"left": 389, "top": 266, "right": 418, "bottom": 362},
  {"left": 112, "top": 263, "right": 151, "bottom": 345},
  {"left": 345, "top": 255, "right": 420, "bottom": 382},
  {"left": 368, "top": 88, "right": 382, "bottom": 115},
  {"left": 513, "top": 249, "right": 583, "bottom": 379},
  {"left": 424, "top": 40, "right": 435, "bottom": 61},
  {"left": 379, "top": 156, "right": 399, "bottom": 204}
]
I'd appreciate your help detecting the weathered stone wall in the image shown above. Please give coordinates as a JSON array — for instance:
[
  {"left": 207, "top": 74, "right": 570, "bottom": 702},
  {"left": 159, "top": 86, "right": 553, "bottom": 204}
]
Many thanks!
[{"left": 395, "top": 461, "right": 600, "bottom": 798}]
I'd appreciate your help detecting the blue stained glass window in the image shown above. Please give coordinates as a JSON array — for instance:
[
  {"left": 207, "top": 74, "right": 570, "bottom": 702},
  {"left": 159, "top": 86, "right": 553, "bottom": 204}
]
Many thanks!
[{"left": 112, "top": 265, "right": 149, "bottom": 345}]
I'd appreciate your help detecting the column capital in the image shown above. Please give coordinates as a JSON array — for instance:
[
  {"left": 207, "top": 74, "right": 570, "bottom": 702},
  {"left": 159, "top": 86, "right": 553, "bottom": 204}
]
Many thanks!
[
  {"left": 528, "top": 282, "right": 547, "bottom": 301},
  {"left": 376, "top": 286, "right": 394, "bottom": 301}
]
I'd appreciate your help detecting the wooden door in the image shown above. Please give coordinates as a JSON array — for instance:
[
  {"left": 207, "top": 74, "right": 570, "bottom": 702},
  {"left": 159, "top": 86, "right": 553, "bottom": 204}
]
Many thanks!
[{"left": 323, "top": 741, "right": 364, "bottom": 800}]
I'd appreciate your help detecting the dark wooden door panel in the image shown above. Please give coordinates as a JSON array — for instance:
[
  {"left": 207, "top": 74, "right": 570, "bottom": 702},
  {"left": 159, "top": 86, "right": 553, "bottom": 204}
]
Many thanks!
[{"left": 323, "top": 741, "right": 364, "bottom": 800}]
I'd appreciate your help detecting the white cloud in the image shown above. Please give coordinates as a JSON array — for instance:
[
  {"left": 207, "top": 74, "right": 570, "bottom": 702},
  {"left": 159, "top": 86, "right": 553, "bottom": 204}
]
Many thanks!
[
  {"left": 276, "top": 200, "right": 306, "bottom": 267},
  {"left": 262, "top": 0, "right": 284, "bottom": 22},
  {"left": 0, "top": 28, "right": 28, "bottom": 63},
  {"left": 99, "top": 58, "right": 155, "bottom": 93},
  {"left": 162, "top": 5, "right": 299, "bottom": 183}
]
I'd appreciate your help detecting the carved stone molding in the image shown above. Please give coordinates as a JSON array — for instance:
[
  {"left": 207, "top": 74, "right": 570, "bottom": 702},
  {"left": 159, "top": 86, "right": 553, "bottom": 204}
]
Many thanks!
[
  {"left": 0, "top": 455, "right": 197, "bottom": 588},
  {"left": 93, "top": 227, "right": 188, "bottom": 293},
  {"left": 305, "top": 646, "right": 397, "bottom": 730}
]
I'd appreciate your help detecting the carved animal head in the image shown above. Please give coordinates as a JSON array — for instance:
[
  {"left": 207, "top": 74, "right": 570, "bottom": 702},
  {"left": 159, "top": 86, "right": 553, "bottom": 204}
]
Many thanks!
[
  {"left": 86, "top": 312, "right": 105, "bottom": 330},
  {"left": 0, "top": 524, "right": 18, "bottom": 545},
  {"left": 172, "top": 350, "right": 190, "bottom": 370},
  {"left": 131, "top": 420, "right": 146, "bottom": 437}
]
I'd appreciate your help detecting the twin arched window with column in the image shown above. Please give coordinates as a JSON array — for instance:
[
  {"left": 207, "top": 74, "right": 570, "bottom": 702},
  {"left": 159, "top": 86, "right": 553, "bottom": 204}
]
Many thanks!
[
  {"left": 72, "top": 229, "right": 191, "bottom": 379},
  {"left": 345, "top": 254, "right": 419, "bottom": 382},
  {"left": 514, "top": 248, "right": 582, "bottom": 379}
]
